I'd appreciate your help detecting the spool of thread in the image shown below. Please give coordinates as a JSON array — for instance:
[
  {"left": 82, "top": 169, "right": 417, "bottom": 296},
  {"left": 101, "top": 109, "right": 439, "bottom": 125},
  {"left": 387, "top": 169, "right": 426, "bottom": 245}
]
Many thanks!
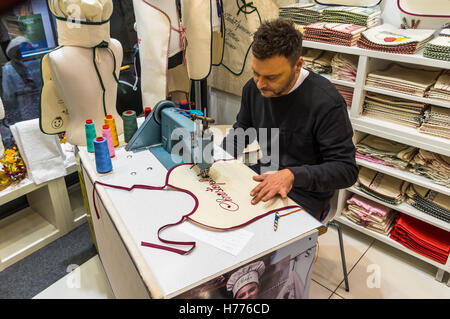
[
  {"left": 85, "top": 119, "right": 97, "bottom": 153},
  {"left": 180, "top": 99, "right": 189, "bottom": 110},
  {"left": 122, "top": 110, "right": 138, "bottom": 143},
  {"left": 104, "top": 114, "right": 119, "bottom": 147},
  {"left": 144, "top": 107, "right": 152, "bottom": 119},
  {"left": 102, "top": 124, "right": 115, "bottom": 158},
  {"left": 93, "top": 137, "right": 113, "bottom": 173}
]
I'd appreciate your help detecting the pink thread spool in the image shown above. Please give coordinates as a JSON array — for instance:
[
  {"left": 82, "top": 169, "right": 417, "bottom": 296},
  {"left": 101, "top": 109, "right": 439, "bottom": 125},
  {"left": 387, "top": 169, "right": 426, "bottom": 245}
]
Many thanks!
[{"left": 102, "top": 124, "right": 115, "bottom": 158}]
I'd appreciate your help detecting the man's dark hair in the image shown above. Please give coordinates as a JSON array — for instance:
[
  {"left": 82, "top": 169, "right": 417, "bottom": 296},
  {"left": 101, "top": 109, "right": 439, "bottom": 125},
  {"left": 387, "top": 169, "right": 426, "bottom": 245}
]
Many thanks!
[{"left": 252, "top": 18, "right": 303, "bottom": 65}]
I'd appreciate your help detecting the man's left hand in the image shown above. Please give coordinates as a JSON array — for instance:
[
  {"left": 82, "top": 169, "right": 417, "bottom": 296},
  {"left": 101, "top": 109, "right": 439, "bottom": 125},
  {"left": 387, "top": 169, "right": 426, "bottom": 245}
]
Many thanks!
[{"left": 250, "top": 169, "right": 294, "bottom": 205}]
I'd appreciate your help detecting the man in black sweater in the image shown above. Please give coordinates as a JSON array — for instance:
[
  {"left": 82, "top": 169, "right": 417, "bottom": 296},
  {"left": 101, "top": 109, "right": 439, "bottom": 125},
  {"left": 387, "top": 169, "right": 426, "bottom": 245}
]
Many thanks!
[{"left": 221, "top": 18, "right": 358, "bottom": 221}]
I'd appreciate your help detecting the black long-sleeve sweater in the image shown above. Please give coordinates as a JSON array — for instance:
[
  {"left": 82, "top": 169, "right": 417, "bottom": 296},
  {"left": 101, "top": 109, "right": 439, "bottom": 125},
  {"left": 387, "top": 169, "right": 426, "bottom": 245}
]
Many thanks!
[{"left": 221, "top": 71, "right": 359, "bottom": 220}]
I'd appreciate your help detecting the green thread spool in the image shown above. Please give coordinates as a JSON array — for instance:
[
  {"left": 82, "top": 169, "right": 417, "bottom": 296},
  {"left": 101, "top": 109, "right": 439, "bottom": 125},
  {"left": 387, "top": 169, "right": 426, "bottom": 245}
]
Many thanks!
[
  {"left": 122, "top": 110, "right": 138, "bottom": 143},
  {"left": 85, "top": 119, "right": 97, "bottom": 153}
]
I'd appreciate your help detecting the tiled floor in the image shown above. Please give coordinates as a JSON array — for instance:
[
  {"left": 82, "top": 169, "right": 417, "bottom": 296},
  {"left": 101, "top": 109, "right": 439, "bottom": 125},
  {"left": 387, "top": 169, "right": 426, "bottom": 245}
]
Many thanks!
[{"left": 32, "top": 223, "right": 450, "bottom": 299}]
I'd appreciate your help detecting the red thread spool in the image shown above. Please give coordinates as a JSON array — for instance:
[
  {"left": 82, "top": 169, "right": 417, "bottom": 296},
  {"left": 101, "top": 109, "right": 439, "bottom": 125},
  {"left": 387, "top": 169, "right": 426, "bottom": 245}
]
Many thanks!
[{"left": 144, "top": 107, "right": 152, "bottom": 119}]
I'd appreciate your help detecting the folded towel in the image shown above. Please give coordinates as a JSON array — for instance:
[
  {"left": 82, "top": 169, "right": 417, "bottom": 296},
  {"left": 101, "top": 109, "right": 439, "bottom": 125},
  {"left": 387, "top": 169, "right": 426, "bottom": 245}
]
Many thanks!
[
  {"left": 390, "top": 213, "right": 450, "bottom": 264},
  {"left": 10, "top": 119, "right": 67, "bottom": 185}
]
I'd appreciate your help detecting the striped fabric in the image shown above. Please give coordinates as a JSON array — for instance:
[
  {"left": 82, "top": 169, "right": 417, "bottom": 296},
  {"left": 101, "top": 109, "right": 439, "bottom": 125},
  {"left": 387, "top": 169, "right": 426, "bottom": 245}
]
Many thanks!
[
  {"left": 405, "top": 184, "right": 450, "bottom": 223},
  {"left": 409, "top": 149, "right": 450, "bottom": 188},
  {"left": 357, "top": 24, "right": 434, "bottom": 54},
  {"left": 418, "top": 106, "right": 450, "bottom": 140},
  {"left": 279, "top": 3, "right": 326, "bottom": 26},
  {"left": 362, "top": 92, "right": 427, "bottom": 128},
  {"left": 356, "top": 166, "right": 407, "bottom": 205},
  {"left": 343, "top": 194, "right": 398, "bottom": 235},
  {"left": 320, "top": 6, "right": 381, "bottom": 27},
  {"left": 355, "top": 134, "right": 418, "bottom": 169},
  {"left": 304, "top": 22, "right": 366, "bottom": 47},
  {"left": 366, "top": 64, "right": 441, "bottom": 97}
]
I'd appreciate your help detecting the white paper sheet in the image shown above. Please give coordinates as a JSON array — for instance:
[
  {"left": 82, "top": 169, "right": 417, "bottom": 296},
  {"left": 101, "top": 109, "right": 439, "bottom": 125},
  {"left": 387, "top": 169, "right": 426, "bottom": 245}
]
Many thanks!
[{"left": 176, "top": 222, "right": 254, "bottom": 256}]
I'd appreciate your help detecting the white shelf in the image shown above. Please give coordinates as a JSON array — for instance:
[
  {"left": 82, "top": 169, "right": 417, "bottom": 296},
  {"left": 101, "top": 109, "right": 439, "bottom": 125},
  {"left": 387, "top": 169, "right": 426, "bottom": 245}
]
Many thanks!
[
  {"left": 364, "top": 86, "right": 450, "bottom": 109},
  {"left": 351, "top": 116, "right": 450, "bottom": 157},
  {"left": 356, "top": 158, "right": 450, "bottom": 197},
  {"left": 0, "top": 160, "right": 83, "bottom": 271},
  {"left": 303, "top": 40, "right": 450, "bottom": 69},
  {"left": 0, "top": 178, "right": 43, "bottom": 207},
  {"left": 303, "top": 40, "right": 366, "bottom": 56},
  {"left": 0, "top": 161, "right": 78, "bottom": 206},
  {"left": 320, "top": 73, "right": 356, "bottom": 88},
  {"left": 335, "top": 215, "right": 449, "bottom": 272},
  {"left": 0, "top": 207, "right": 60, "bottom": 271},
  {"left": 347, "top": 186, "right": 449, "bottom": 232}
]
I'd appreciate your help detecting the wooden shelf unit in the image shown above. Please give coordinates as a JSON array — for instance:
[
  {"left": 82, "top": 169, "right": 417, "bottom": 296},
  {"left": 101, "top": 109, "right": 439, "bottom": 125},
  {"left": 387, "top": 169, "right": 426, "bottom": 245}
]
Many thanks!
[{"left": 0, "top": 161, "right": 86, "bottom": 271}]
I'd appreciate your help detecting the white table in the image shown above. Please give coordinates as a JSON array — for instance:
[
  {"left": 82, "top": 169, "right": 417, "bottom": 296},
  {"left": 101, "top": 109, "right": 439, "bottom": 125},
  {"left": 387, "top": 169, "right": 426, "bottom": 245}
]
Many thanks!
[{"left": 78, "top": 142, "right": 325, "bottom": 299}]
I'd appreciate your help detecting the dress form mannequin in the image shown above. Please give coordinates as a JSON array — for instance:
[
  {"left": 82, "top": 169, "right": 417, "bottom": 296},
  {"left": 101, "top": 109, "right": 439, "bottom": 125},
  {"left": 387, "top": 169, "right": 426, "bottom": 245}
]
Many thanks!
[
  {"left": 41, "top": 0, "right": 123, "bottom": 146},
  {"left": 48, "top": 40, "right": 123, "bottom": 145}
]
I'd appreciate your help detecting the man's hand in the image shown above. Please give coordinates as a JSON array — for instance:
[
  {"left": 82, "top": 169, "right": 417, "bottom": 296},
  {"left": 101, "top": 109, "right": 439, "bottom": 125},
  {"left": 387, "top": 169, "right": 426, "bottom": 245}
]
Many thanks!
[{"left": 250, "top": 169, "right": 294, "bottom": 205}]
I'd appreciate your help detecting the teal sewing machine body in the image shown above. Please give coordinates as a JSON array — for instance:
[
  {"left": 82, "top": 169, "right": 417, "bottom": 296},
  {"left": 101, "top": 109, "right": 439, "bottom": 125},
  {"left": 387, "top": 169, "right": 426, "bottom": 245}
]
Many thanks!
[{"left": 125, "top": 100, "right": 215, "bottom": 177}]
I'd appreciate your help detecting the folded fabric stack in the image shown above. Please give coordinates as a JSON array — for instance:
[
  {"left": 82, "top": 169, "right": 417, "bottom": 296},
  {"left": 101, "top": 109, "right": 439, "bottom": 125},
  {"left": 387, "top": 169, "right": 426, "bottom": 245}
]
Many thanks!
[
  {"left": 279, "top": 3, "right": 326, "bottom": 26},
  {"left": 343, "top": 194, "right": 398, "bottom": 234},
  {"left": 302, "top": 48, "right": 334, "bottom": 74},
  {"left": 409, "top": 149, "right": 450, "bottom": 187},
  {"left": 419, "top": 106, "right": 450, "bottom": 139},
  {"left": 390, "top": 213, "right": 450, "bottom": 265},
  {"left": 331, "top": 53, "right": 358, "bottom": 82},
  {"left": 355, "top": 135, "right": 417, "bottom": 169},
  {"left": 423, "top": 36, "right": 450, "bottom": 61},
  {"left": 335, "top": 84, "right": 354, "bottom": 108},
  {"left": 304, "top": 22, "right": 366, "bottom": 47},
  {"left": 365, "top": 64, "right": 441, "bottom": 97},
  {"left": 405, "top": 184, "right": 450, "bottom": 223},
  {"left": 362, "top": 92, "right": 427, "bottom": 128},
  {"left": 320, "top": 6, "right": 381, "bottom": 28},
  {"left": 356, "top": 166, "right": 408, "bottom": 205},
  {"left": 357, "top": 24, "right": 435, "bottom": 54},
  {"left": 428, "top": 71, "right": 450, "bottom": 101}
]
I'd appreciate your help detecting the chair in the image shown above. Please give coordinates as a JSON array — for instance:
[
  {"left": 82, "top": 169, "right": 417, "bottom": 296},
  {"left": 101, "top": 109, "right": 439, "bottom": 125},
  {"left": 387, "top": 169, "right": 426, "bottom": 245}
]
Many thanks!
[{"left": 320, "top": 191, "right": 350, "bottom": 292}]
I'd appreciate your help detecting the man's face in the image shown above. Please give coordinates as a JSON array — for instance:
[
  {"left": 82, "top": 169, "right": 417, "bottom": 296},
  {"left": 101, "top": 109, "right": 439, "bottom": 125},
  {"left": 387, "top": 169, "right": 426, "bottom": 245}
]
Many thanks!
[
  {"left": 252, "top": 54, "right": 302, "bottom": 98},
  {"left": 235, "top": 282, "right": 259, "bottom": 299}
]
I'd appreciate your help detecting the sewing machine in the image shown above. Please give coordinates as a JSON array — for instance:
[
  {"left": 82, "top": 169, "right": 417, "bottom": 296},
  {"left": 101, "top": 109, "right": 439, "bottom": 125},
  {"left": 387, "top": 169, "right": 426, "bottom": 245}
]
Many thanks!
[{"left": 125, "top": 100, "right": 215, "bottom": 178}]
